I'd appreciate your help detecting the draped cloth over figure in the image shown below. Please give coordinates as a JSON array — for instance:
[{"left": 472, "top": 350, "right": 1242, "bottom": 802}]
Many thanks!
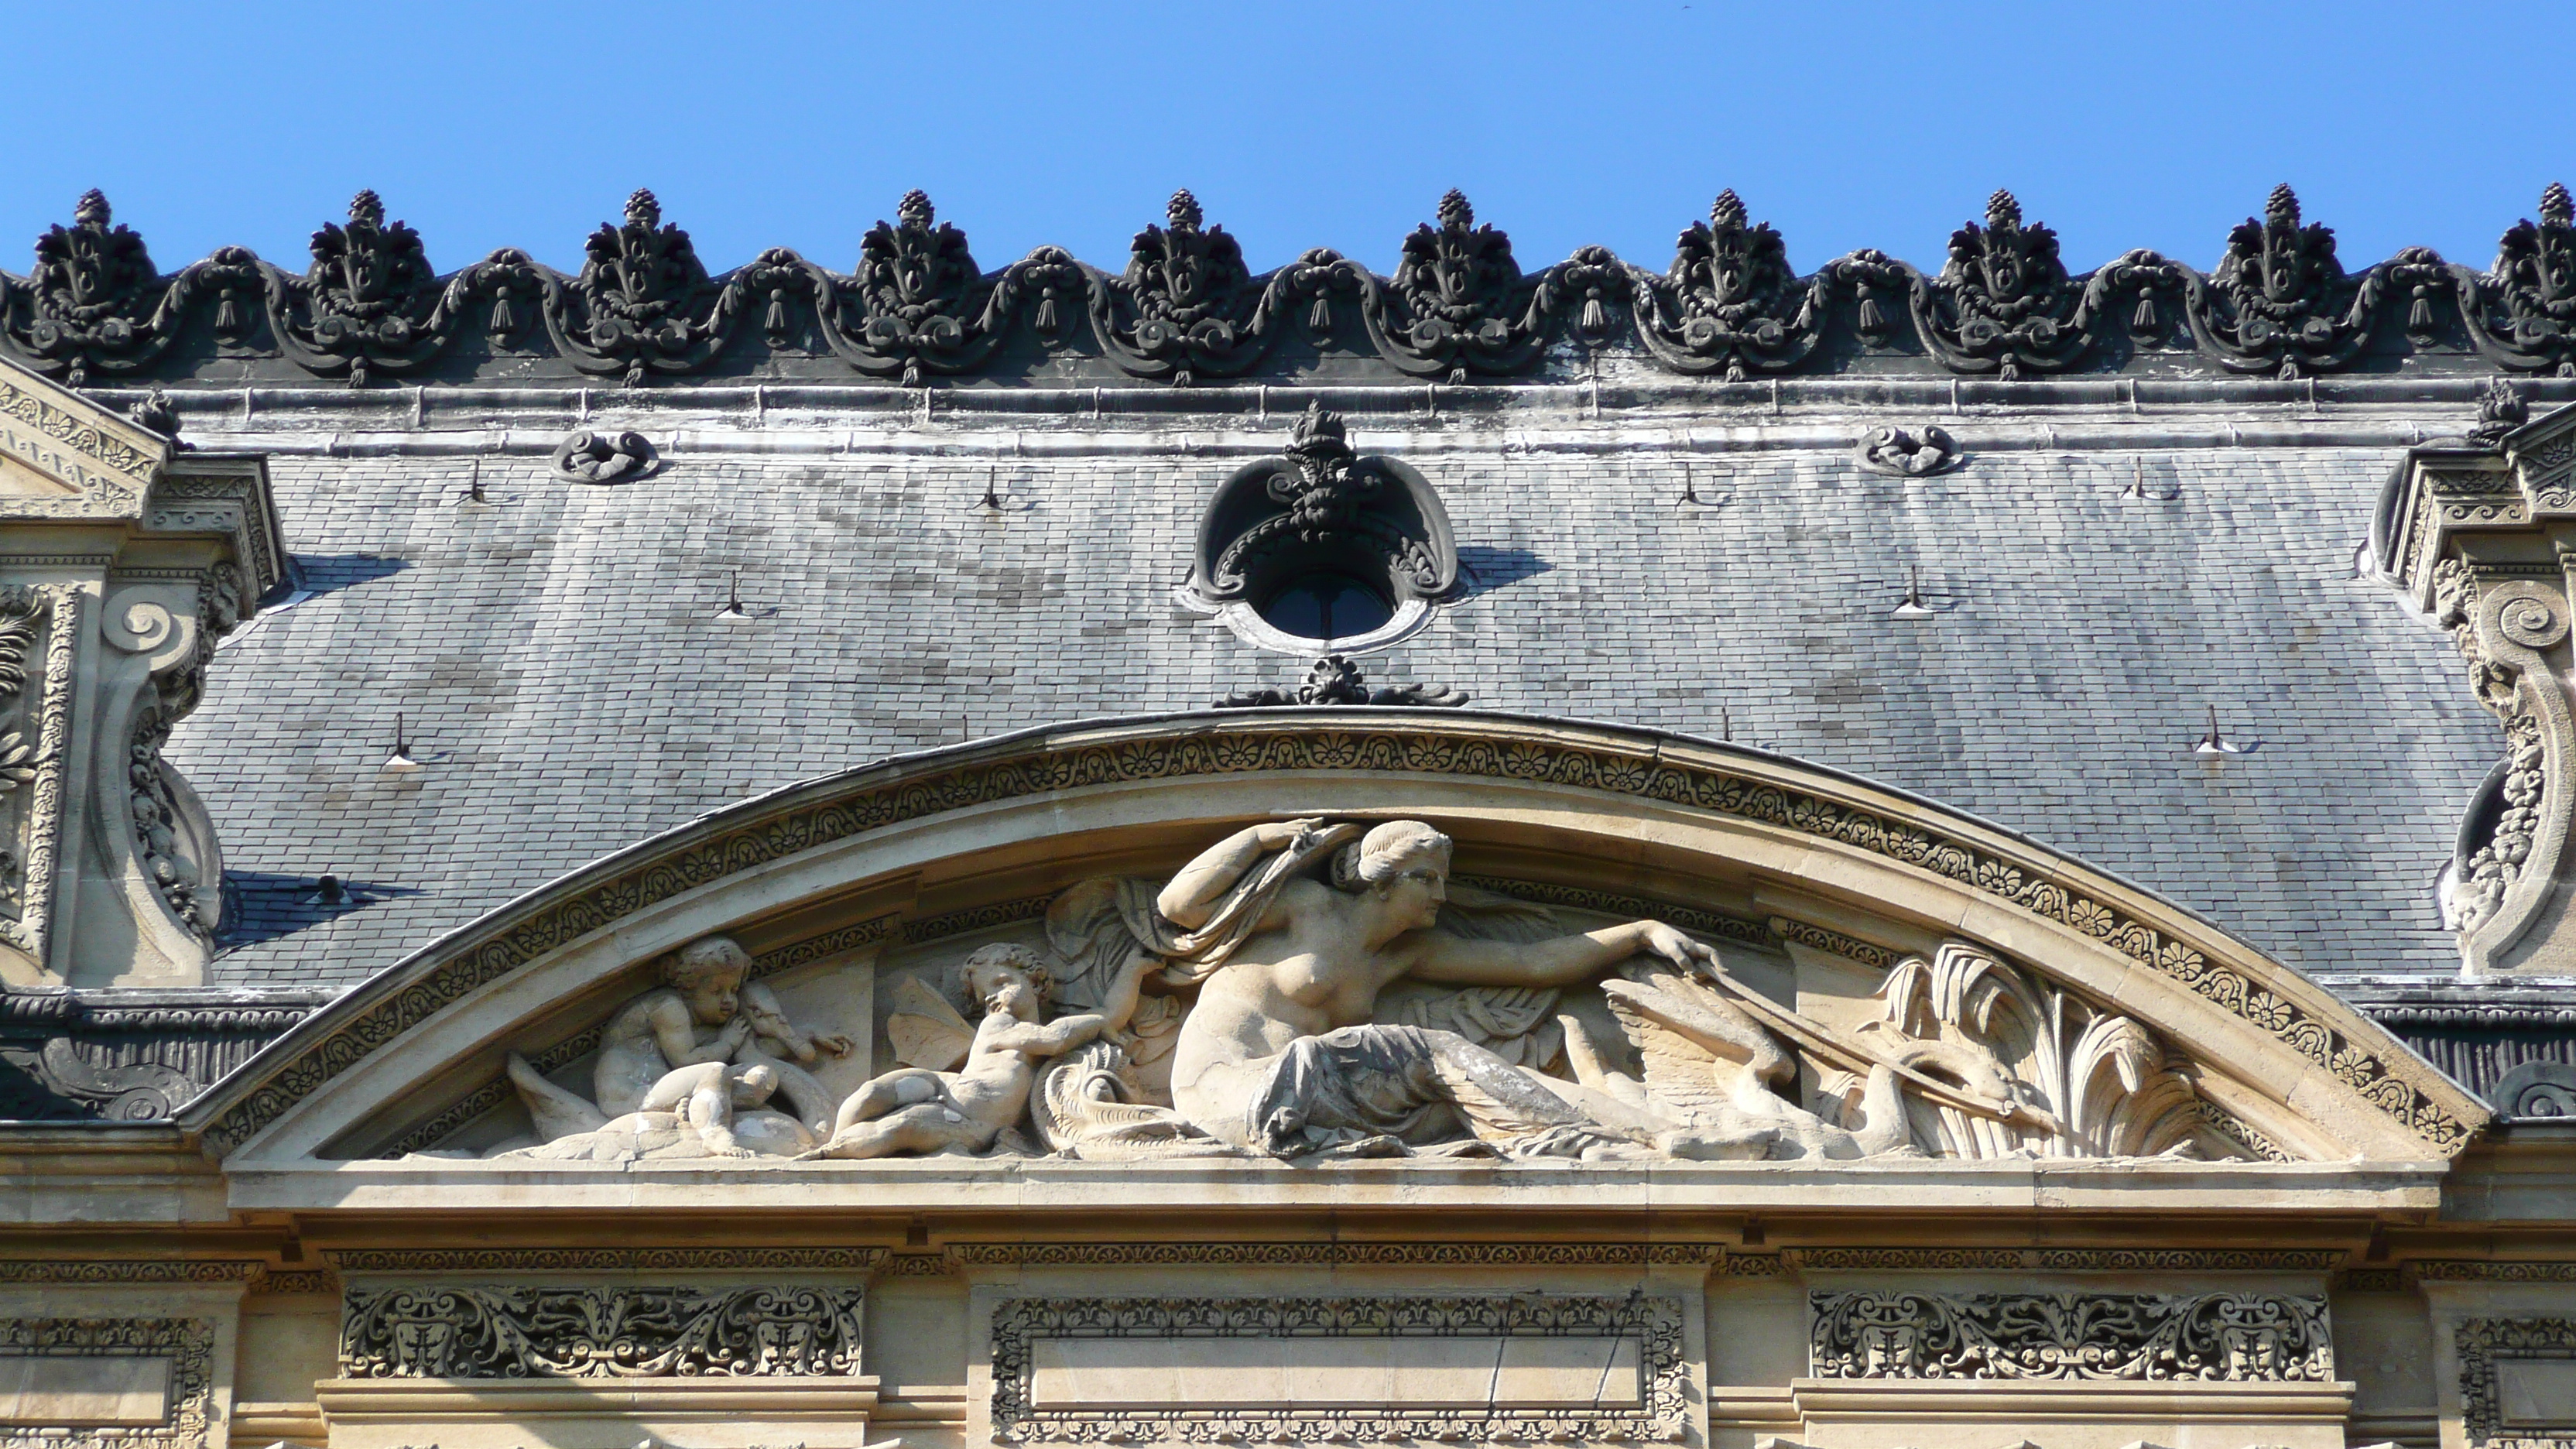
[{"left": 1046, "top": 821, "right": 1650, "bottom": 1159}]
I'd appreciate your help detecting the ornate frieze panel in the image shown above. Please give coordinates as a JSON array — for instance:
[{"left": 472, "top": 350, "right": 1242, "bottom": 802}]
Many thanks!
[
  {"left": 988, "top": 1295, "right": 1687, "bottom": 1445},
  {"left": 330, "top": 1247, "right": 885, "bottom": 1273},
  {"left": 340, "top": 1281, "right": 868, "bottom": 1378},
  {"left": 1791, "top": 1249, "right": 2344, "bottom": 1273},
  {"left": 1808, "top": 1290, "right": 2332, "bottom": 1382},
  {"left": 951, "top": 1243, "right": 1720, "bottom": 1268},
  {"left": 2457, "top": 1317, "right": 2576, "bottom": 1449},
  {"left": 0, "top": 1317, "right": 215, "bottom": 1449},
  {"left": 197, "top": 714, "right": 2483, "bottom": 1158}
]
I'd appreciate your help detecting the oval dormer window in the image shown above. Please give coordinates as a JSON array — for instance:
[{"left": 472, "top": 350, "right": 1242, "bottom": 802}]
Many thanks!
[
  {"left": 1259, "top": 574, "right": 1395, "bottom": 642},
  {"left": 1185, "top": 403, "right": 1459, "bottom": 652}
]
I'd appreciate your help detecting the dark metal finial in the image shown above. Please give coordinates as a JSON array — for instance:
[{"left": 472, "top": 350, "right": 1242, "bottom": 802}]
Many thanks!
[
  {"left": 1985, "top": 190, "right": 2020, "bottom": 228},
  {"left": 1711, "top": 190, "right": 1747, "bottom": 230},
  {"left": 1167, "top": 189, "right": 1203, "bottom": 231},
  {"left": 74, "top": 189, "right": 109, "bottom": 228},
  {"left": 2265, "top": 183, "right": 2300, "bottom": 228},
  {"left": 897, "top": 190, "right": 934, "bottom": 228},
  {"left": 349, "top": 190, "right": 385, "bottom": 228},
  {"left": 2543, "top": 182, "right": 2574, "bottom": 228},
  {"left": 1437, "top": 190, "right": 1474, "bottom": 231},
  {"left": 1285, "top": 399, "right": 1348, "bottom": 459},
  {"left": 625, "top": 188, "right": 660, "bottom": 228},
  {"left": 126, "top": 387, "right": 179, "bottom": 440}
]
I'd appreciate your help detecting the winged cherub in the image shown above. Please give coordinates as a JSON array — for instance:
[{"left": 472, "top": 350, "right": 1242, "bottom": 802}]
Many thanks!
[{"left": 799, "top": 943, "right": 1152, "bottom": 1160}]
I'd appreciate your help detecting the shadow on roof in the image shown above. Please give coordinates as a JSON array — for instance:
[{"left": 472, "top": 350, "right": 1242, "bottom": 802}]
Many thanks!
[{"left": 216, "top": 870, "right": 426, "bottom": 952}]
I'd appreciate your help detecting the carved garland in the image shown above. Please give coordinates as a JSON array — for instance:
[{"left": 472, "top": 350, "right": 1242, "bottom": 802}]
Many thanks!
[
  {"left": 0, "top": 587, "right": 79, "bottom": 961},
  {"left": 1808, "top": 1290, "right": 2333, "bottom": 1382},
  {"left": 0, "top": 1317, "right": 215, "bottom": 1449},
  {"left": 204, "top": 722, "right": 2477, "bottom": 1155},
  {"left": 341, "top": 1282, "right": 868, "bottom": 1378},
  {"left": 2457, "top": 1317, "right": 2576, "bottom": 1449},
  {"left": 988, "top": 1295, "right": 1688, "bottom": 1445}
]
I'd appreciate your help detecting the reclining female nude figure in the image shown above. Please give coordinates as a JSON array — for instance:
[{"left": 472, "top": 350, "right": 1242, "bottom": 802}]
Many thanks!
[{"left": 1142, "top": 818, "right": 1782, "bottom": 1160}]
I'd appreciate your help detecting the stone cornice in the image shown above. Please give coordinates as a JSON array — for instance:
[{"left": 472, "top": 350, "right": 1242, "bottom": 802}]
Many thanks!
[{"left": 183, "top": 710, "right": 2488, "bottom": 1161}]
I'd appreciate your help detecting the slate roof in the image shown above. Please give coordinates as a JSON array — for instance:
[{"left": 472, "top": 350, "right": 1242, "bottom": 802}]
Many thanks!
[{"left": 164, "top": 389, "right": 2500, "bottom": 994}]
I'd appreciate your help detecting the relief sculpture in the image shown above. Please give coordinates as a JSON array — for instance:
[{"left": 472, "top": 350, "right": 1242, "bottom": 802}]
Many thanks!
[{"left": 479, "top": 817, "right": 2253, "bottom": 1166}]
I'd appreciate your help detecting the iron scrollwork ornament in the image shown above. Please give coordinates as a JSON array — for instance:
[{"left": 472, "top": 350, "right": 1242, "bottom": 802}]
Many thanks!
[
  {"left": 813, "top": 190, "right": 1003, "bottom": 386},
  {"left": 1363, "top": 190, "right": 1547, "bottom": 379},
  {"left": 546, "top": 190, "right": 741, "bottom": 385},
  {"left": 1092, "top": 190, "right": 1277, "bottom": 385},
  {"left": 269, "top": 190, "right": 463, "bottom": 387},
  {"left": 1630, "top": 190, "right": 1826, "bottom": 379},
  {"left": 1214, "top": 654, "right": 1469, "bottom": 708},
  {"left": 1913, "top": 190, "right": 2095, "bottom": 378},
  {"left": 2463, "top": 182, "right": 2576, "bottom": 377},
  {"left": 2187, "top": 185, "right": 2383, "bottom": 379},
  {"left": 1, "top": 191, "right": 181, "bottom": 385}
]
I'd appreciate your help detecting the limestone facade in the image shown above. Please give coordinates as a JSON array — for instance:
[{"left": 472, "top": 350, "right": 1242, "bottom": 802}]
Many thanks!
[{"left": 0, "top": 186, "right": 2571, "bottom": 1449}]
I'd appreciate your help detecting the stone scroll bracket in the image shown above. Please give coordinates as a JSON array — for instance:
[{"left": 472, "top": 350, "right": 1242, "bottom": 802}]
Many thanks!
[
  {"left": 0, "top": 358, "right": 285, "bottom": 988},
  {"left": 2382, "top": 398, "right": 2576, "bottom": 977}
]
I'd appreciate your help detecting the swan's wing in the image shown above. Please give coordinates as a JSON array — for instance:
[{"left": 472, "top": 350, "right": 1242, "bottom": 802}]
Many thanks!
[
  {"left": 887, "top": 974, "right": 975, "bottom": 1071},
  {"left": 1600, "top": 978, "right": 1730, "bottom": 1122}
]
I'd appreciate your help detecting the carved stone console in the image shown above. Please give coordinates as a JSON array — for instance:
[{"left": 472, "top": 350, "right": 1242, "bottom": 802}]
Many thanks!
[
  {"left": 0, "top": 358, "right": 283, "bottom": 985},
  {"left": 2381, "top": 395, "right": 2576, "bottom": 976}
]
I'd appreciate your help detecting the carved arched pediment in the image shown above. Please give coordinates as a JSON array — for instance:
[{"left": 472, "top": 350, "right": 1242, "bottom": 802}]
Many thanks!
[{"left": 190, "top": 711, "right": 2485, "bottom": 1198}]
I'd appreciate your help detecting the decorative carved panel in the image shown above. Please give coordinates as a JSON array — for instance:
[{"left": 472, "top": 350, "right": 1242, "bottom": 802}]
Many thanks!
[
  {"left": 0, "top": 1317, "right": 214, "bottom": 1449},
  {"left": 1807, "top": 1290, "right": 2332, "bottom": 1382},
  {"left": 2458, "top": 1317, "right": 2576, "bottom": 1449},
  {"left": 340, "top": 1281, "right": 867, "bottom": 1378},
  {"left": 988, "top": 1294, "right": 1688, "bottom": 1445}
]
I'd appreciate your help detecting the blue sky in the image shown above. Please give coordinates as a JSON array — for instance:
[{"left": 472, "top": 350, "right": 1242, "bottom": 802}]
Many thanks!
[{"left": 9, "top": 1, "right": 2571, "bottom": 281}]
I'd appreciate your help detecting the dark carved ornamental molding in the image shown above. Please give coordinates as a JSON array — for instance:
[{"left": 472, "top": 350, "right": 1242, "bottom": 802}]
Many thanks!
[
  {"left": 1629, "top": 190, "right": 1825, "bottom": 379},
  {"left": 340, "top": 1282, "right": 867, "bottom": 1378},
  {"left": 1912, "top": 190, "right": 2099, "bottom": 379},
  {"left": 1188, "top": 403, "right": 1459, "bottom": 613},
  {"left": 7, "top": 183, "right": 2576, "bottom": 389},
  {"left": 1214, "top": 655, "right": 1467, "bottom": 708},
  {"left": 988, "top": 1294, "right": 1687, "bottom": 1446},
  {"left": 1363, "top": 190, "right": 1550, "bottom": 380},
  {"left": 2186, "top": 185, "right": 2414, "bottom": 379},
  {"left": 1808, "top": 1290, "right": 2333, "bottom": 1382},
  {"left": 544, "top": 189, "right": 740, "bottom": 385}
]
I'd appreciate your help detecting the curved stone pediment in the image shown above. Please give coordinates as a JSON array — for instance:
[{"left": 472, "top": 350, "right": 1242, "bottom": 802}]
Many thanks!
[{"left": 186, "top": 711, "right": 2485, "bottom": 1195}]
